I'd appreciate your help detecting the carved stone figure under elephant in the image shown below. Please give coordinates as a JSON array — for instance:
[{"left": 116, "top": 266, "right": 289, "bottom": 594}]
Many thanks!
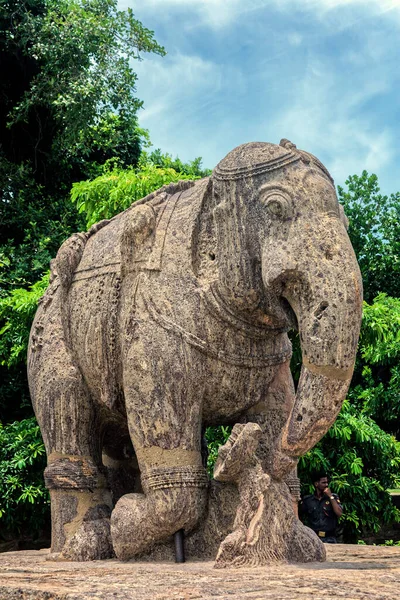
[{"left": 28, "top": 139, "right": 363, "bottom": 564}]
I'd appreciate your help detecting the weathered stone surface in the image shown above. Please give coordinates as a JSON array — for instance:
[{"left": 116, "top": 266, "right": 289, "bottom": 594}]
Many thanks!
[
  {"left": 1, "top": 545, "right": 400, "bottom": 599},
  {"left": 27, "top": 140, "right": 363, "bottom": 563},
  {"left": 213, "top": 422, "right": 325, "bottom": 566}
]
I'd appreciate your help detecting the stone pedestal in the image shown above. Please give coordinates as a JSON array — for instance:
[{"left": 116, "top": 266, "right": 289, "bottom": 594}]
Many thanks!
[{"left": 1, "top": 545, "right": 400, "bottom": 599}]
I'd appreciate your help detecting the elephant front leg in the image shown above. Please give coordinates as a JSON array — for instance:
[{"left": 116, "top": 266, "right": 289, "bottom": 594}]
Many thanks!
[
  {"left": 111, "top": 459, "right": 208, "bottom": 559},
  {"left": 242, "top": 360, "right": 302, "bottom": 514},
  {"left": 112, "top": 325, "right": 208, "bottom": 559}
]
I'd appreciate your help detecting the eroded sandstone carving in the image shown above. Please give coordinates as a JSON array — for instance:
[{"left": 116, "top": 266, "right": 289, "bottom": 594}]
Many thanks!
[
  {"left": 213, "top": 423, "right": 325, "bottom": 567},
  {"left": 28, "top": 140, "right": 362, "bottom": 564}
]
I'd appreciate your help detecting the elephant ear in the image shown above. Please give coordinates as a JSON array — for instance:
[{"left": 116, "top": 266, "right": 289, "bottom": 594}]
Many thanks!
[
  {"left": 339, "top": 204, "right": 349, "bottom": 230},
  {"left": 120, "top": 204, "right": 156, "bottom": 278},
  {"left": 191, "top": 178, "right": 218, "bottom": 281}
]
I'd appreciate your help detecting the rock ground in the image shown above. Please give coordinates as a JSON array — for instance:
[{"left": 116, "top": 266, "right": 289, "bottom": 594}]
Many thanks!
[{"left": 0, "top": 544, "right": 400, "bottom": 599}]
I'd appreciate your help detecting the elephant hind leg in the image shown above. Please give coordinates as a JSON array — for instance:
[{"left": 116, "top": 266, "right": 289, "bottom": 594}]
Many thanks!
[
  {"left": 45, "top": 453, "right": 114, "bottom": 561},
  {"left": 40, "top": 386, "right": 114, "bottom": 561},
  {"left": 29, "top": 303, "right": 113, "bottom": 560}
]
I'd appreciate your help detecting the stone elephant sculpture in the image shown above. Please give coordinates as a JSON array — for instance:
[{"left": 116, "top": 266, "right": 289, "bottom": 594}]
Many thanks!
[{"left": 28, "top": 140, "right": 362, "bottom": 562}]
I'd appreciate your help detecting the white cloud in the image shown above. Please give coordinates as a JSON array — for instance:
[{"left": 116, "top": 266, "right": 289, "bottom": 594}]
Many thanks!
[
  {"left": 303, "top": 0, "right": 400, "bottom": 10},
  {"left": 133, "top": 51, "right": 246, "bottom": 164},
  {"left": 119, "top": 0, "right": 400, "bottom": 192},
  {"left": 120, "top": 0, "right": 400, "bottom": 30},
  {"left": 272, "top": 57, "right": 395, "bottom": 184},
  {"left": 136, "top": 53, "right": 222, "bottom": 124},
  {"left": 121, "top": 0, "right": 269, "bottom": 29},
  {"left": 288, "top": 33, "right": 303, "bottom": 46}
]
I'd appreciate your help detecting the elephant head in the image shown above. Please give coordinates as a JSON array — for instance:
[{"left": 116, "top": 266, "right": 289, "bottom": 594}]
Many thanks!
[{"left": 211, "top": 140, "right": 362, "bottom": 462}]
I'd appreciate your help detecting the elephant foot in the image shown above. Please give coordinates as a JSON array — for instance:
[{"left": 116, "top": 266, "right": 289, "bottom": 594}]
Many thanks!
[
  {"left": 58, "top": 518, "right": 114, "bottom": 561},
  {"left": 48, "top": 487, "right": 114, "bottom": 561},
  {"left": 45, "top": 552, "right": 62, "bottom": 562},
  {"left": 46, "top": 518, "right": 114, "bottom": 562},
  {"left": 111, "top": 484, "right": 207, "bottom": 560}
]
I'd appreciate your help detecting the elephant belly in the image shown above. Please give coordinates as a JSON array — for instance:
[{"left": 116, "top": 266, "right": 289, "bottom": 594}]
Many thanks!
[
  {"left": 68, "top": 272, "right": 123, "bottom": 411},
  {"left": 201, "top": 358, "right": 278, "bottom": 424}
]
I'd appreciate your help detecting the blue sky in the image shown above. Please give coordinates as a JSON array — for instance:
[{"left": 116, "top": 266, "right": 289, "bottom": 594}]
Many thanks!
[{"left": 119, "top": 1, "right": 400, "bottom": 195}]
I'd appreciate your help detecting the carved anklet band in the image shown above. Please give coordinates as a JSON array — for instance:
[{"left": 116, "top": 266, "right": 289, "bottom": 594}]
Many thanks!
[
  {"left": 141, "top": 466, "right": 209, "bottom": 493},
  {"left": 44, "top": 457, "right": 106, "bottom": 490},
  {"left": 285, "top": 476, "right": 301, "bottom": 501}
]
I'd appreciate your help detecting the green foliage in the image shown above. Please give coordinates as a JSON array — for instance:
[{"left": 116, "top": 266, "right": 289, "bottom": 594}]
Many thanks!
[
  {"left": 360, "top": 293, "right": 400, "bottom": 365},
  {"left": 0, "top": 273, "right": 49, "bottom": 368},
  {"left": 0, "top": 418, "right": 48, "bottom": 538},
  {"left": 144, "top": 149, "right": 212, "bottom": 179},
  {"left": 205, "top": 426, "right": 231, "bottom": 476},
  {"left": 71, "top": 151, "right": 210, "bottom": 227},
  {"left": 298, "top": 398, "right": 400, "bottom": 541},
  {"left": 71, "top": 164, "right": 191, "bottom": 228},
  {"left": 338, "top": 172, "right": 400, "bottom": 302},
  {"left": 1, "top": 0, "right": 166, "bottom": 284},
  {"left": 0, "top": 160, "right": 82, "bottom": 290},
  {"left": 2, "top": 0, "right": 165, "bottom": 173},
  {"left": 0, "top": 0, "right": 165, "bottom": 423},
  {"left": 0, "top": 0, "right": 166, "bottom": 286},
  {"left": 0, "top": 273, "right": 49, "bottom": 422},
  {"left": 358, "top": 539, "right": 400, "bottom": 546},
  {"left": 350, "top": 293, "right": 400, "bottom": 440}
]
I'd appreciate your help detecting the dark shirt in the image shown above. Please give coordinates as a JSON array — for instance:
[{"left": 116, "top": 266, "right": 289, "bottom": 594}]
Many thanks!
[{"left": 300, "top": 493, "right": 342, "bottom": 537}]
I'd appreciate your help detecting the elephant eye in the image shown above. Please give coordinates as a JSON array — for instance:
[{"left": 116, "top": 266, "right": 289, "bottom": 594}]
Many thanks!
[{"left": 262, "top": 193, "right": 291, "bottom": 220}]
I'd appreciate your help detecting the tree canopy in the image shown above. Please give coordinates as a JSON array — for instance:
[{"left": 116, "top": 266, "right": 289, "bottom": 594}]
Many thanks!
[
  {"left": 1, "top": 0, "right": 165, "bottom": 280},
  {"left": 0, "top": 0, "right": 165, "bottom": 424},
  {"left": 338, "top": 172, "right": 400, "bottom": 303},
  {"left": 1, "top": 0, "right": 165, "bottom": 188}
]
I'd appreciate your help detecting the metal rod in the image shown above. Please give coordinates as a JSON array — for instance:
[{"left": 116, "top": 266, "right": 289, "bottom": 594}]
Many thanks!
[{"left": 173, "top": 528, "right": 185, "bottom": 563}]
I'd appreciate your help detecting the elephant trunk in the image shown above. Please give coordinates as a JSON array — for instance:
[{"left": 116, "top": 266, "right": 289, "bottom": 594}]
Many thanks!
[{"left": 263, "top": 217, "right": 363, "bottom": 458}]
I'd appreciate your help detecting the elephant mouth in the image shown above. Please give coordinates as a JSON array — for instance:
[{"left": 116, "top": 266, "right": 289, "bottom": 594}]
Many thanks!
[
  {"left": 279, "top": 296, "right": 298, "bottom": 330},
  {"left": 263, "top": 291, "right": 298, "bottom": 331}
]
